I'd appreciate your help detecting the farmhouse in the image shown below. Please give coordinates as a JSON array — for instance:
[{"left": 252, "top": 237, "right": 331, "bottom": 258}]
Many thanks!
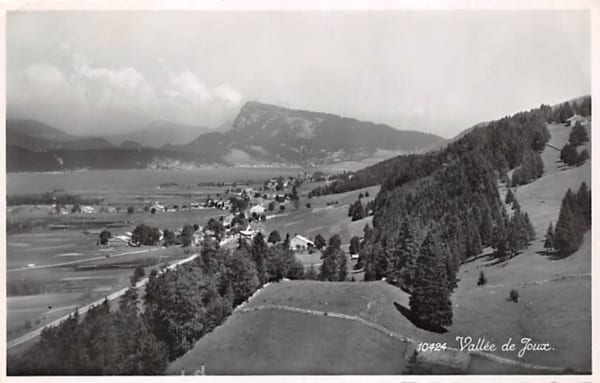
[
  {"left": 151, "top": 201, "right": 166, "bottom": 212},
  {"left": 223, "top": 214, "right": 236, "bottom": 228},
  {"left": 289, "top": 234, "right": 315, "bottom": 251},
  {"left": 250, "top": 204, "right": 265, "bottom": 215},
  {"left": 566, "top": 114, "right": 587, "bottom": 127}
]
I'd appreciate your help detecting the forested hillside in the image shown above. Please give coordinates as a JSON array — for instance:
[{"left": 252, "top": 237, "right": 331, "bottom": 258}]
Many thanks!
[{"left": 354, "top": 97, "right": 591, "bottom": 328}]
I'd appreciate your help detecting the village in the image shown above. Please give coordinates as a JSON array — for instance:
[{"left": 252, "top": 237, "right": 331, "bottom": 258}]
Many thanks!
[{"left": 41, "top": 171, "right": 343, "bottom": 258}]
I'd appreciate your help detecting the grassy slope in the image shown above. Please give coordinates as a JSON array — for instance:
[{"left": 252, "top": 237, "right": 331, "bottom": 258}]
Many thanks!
[
  {"left": 246, "top": 280, "right": 591, "bottom": 370},
  {"left": 444, "top": 121, "right": 592, "bottom": 371},
  {"left": 262, "top": 184, "right": 379, "bottom": 244},
  {"left": 167, "top": 309, "right": 409, "bottom": 375},
  {"left": 168, "top": 281, "right": 540, "bottom": 374}
]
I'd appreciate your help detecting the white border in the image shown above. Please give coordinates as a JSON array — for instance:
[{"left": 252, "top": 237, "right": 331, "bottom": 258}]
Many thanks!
[{"left": 0, "top": 1, "right": 597, "bottom": 382}]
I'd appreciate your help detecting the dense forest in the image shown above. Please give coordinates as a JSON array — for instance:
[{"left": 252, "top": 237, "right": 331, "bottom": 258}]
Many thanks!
[{"left": 357, "top": 105, "right": 560, "bottom": 327}]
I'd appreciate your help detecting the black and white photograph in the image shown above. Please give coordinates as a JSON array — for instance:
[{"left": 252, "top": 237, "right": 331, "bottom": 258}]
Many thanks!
[{"left": 2, "top": 1, "right": 596, "bottom": 378}]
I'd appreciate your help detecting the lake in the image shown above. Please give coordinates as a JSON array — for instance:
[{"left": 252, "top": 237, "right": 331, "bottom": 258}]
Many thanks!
[{"left": 7, "top": 167, "right": 314, "bottom": 195}]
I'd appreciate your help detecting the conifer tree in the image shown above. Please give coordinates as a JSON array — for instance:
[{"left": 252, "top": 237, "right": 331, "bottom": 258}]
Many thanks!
[
  {"left": 409, "top": 229, "right": 453, "bottom": 327},
  {"left": 392, "top": 220, "right": 420, "bottom": 288},
  {"left": 576, "top": 182, "right": 592, "bottom": 226},
  {"left": 524, "top": 212, "right": 536, "bottom": 242},
  {"left": 560, "top": 143, "right": 579, "bottom": 166},
  {"left": 544, "top": 222, "right": 555, "bottom": 251},
  {"left": 569, "top": 122, "right": 589, "bottom": 146},
  {"left": 492, "top": 223, "right": 508, "bottom": 260},
  {"left": 251, "top": 232, "right": 269, "bottom": 284},
  {"left": 319, "top": 234, "right": 346, "bottom": 281},
  {"left": 505, "top": 188, "right": 515, "bottom": 204},
  {"left": 511, "top": 198, "right": 521, "bottom": 211},
  {"left": 577, "top": 149, "right": 590, "bottom": 166},
  {"left": 554, "top": 189, "right": 582, "bottom": 255},
  {"left": 338, "top": 251, "right": 348, "bottom": 281},
  {"left": 349, "top": 236, "right": 361, "bottom": 255}
]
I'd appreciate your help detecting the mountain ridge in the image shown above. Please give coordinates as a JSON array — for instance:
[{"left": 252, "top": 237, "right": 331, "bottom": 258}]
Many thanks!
[{"left": 6, "top": 101, "right": 445, "bottom": 171}]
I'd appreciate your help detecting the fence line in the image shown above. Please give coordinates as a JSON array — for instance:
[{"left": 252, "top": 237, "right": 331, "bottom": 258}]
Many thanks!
[{"left": 237, "top": 304, "right": 567, "bottom": 373}]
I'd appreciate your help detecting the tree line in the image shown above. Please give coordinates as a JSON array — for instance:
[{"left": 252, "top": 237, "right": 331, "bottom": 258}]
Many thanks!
[
  {"left": 560, "top": 122, "right": 590, "bottom": 167},
  {"left": 545, "top": 182, "right": 591, "bottom": 256}
]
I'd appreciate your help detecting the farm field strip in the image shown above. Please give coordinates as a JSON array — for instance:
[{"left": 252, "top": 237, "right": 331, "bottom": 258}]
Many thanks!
[
  {"left": 8, "top": 248, "right": 161, "bottom": 272},
  {"left": 7, "top": 251, "right": 200, "bottom": 350}
]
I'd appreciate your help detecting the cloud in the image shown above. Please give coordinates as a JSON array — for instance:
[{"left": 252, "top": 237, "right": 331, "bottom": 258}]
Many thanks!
[
  {"left": 10, "top": 50, "right": 245, "bottom": 131},
  {"left": 214, "top": 83, "right": 243, "bottom": 106},
  {"left": 70, "top": 53, "right": 156, "bottom": 109},
  {"left": 24, "top": 63, "right": 66, "bottom": 87},
  {"left": 162, "top": 63, "right": 244, "bottom": 108},
  {"left": 165, "top": 69, "right": 213, "bottom": 104}
]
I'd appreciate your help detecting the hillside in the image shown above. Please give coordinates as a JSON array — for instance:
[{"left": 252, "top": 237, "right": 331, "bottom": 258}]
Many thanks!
[
  {"left": 7, "top": 102, "right": 444, "bottom": 170},
  {"left": 106, "top": 120, "right": 212, "bottom": 148},
  {"left": 309, "top": 96, "right": 591, "bottom": 197},
  {"left": 6, "top": 146, "right": 224, "bottom": 172},
  {"left": 168, "top": 98, "right": 591, "bottom": 374},
  {"left": 230, "top": 101, "right": 444, "bottom": 164},
  {"left": 167, "top": 281, "right": 558, "bottom": 374},
  {"left": 5, "top": 119, "right": 228, "bottom": 172},
  {"left": 6, "top": 119, "right": 114, "bottom": 152},
  {"left": 172, "top": 102, "right": 444, "bottom": 166},
  {"left": 6, "top": 119, "right": 76, "bottom": 142}
]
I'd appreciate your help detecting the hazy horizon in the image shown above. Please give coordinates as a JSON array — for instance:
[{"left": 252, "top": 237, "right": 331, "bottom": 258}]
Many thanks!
[{"left": 7, "top": 10, "right": 590, "bottom": 139}]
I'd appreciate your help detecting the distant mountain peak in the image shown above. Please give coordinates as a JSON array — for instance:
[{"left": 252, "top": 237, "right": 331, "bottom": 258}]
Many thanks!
[{"left": 224, "top": 101, "right": 444, "bottom": 164}]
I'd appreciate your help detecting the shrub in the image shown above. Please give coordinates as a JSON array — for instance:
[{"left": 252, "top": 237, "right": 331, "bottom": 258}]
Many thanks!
[
  {"left": 131, "top": 266, "right": 146, "bottom": 284},
  {"left": 477, "top": 271, "right": 487, "bottom": 286},
  {"left": 509, "top": 289, "right": 519, "bottom": 303},
  {"left": 99, "top": 230, "right": 112, "bottom": 245},
  {"left": 127, "top": 206, "right": 135, "bottom": 214}
]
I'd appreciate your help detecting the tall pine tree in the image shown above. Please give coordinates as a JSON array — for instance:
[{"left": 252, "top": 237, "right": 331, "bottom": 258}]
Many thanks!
[
  {"left": 409, "top": 229, "right": 453, "bottom": 327},
  {"left": 544, "top": 222, "right": 555, "bottom": 251}
]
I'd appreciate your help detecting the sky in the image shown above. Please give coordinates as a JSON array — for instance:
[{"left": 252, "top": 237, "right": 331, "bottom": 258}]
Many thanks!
[{"left": 6, "top": 10, "right": 590, "bottom": 138}]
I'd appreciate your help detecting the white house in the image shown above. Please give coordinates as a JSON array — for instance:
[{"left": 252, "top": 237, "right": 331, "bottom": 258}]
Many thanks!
[
  {"left": 250, "top": 205, "right": 265, "bottom": 215},
  {"left": 566, "top": 114, "right": 587, "bottom": 127},
  {"left": 81, "top": 206, "right": 95, "bottom": 214},
  {"left": 239, "top": 229, "right": 255, "bottom": 239},
  {"left": 151, "top": 201, "right": 166, "bottom": 212},
  {"left": 223, "top": 214, "right": 236, "bottom": 228},
  {"left": 289, "top": 235, "right": 315, "bottom": 251}
]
